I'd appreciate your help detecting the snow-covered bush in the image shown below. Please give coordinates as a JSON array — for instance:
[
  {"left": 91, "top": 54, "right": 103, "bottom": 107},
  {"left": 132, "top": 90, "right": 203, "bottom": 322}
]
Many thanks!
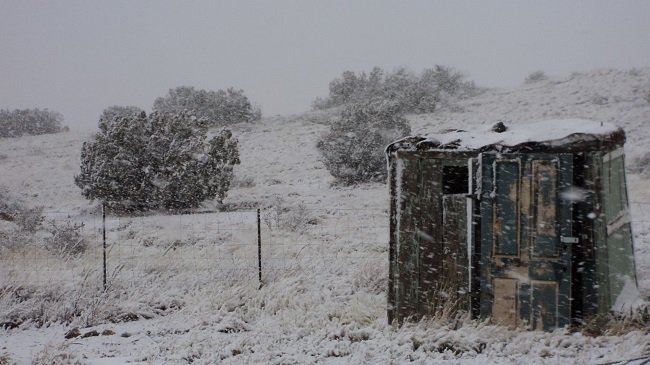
[
  {"left": 12, "top": 206, "right": 44, "bottom": 233},
  {"left": 524, "top": 70, "right": 548, "bottom": 84},
  {"left": 0, "top": 187, "right": 43, "bottom": 253},
  {"left": 263, "top": 196, "right": 317, "bottom": 232},
  {"left": 317, "top": 101, "right": 411, "bottom": 185},
  {"left": 314, "top": 66, "right": 478, "bottom": 114},
  {"left": 44, "top": 220, "right": 87, "bottom": 258},
  {"left": 153, "top": 86, "right": 261, "bottom": 127},
  {"left": 98, "top": 105, "right": 144, "bottom": 132},
  {"left": 0, "top": 108, "right": 64, "bottom": 138},
  {"left": 631, "top": 151, "right": 650, "bottom": 178},
  {"left": 0, "top": 186, "right": 44, "bottom": 233},
  {"left": 74, "top": 111, "right": 240, "bottom": 211},
  {"left": 31, "top": 345, "right": 87, "bottom": 365},
  {"left": 0, "top": 353, "right": 14, "bottom": 365}
]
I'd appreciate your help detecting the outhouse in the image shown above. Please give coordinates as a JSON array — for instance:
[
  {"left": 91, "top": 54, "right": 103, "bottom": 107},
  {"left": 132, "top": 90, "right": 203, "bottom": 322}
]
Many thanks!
[{"left": 386, "top": 119, "right": 638, "bottom": 330}]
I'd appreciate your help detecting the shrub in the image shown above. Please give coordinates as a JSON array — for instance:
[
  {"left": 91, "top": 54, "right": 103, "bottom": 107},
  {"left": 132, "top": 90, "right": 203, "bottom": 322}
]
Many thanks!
[
  {"left": 74, "top": 111, "right": 240, "bottom": 211},
  {"left": 153, "top": 86, "right": 261, "bottom": 127},
  {"left": 262, "top": 197, "right": 317, "bottom": 233},
  {"left": 631, "top": 151, "right": 650, "bottom": 178},
  {"left": 524, "top": 70, "right": 548, "bottom": 84},
  {"left": 0, "top": 230, "right": 32, "bottom": 251},
  {"left": 0, "top": 108, "right": 64, "bottom": 138},
  {"left": 0, "top": 187, "right": 43, "bottom": 252},
  {"left": 0, "top": 186, "right": 44, "bottom": 232},
  {"left": 317, "top": 101, "right": 411, "bottom": 185},
  {"left": 98, "top": 105, "right": 144, "bottom": 133},
  {"left": 44, "top": 220, "right": 87, "bottom": 258},
  {"left": 12, "top": 206, "right": 44, "bottom": 233},
  {"left": 314, "top": 66, "right": 478, "bottom": 114}
]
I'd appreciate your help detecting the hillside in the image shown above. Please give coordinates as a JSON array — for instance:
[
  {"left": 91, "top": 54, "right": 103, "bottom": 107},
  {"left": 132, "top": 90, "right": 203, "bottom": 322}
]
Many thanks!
[{"left": 1, "top": 68, "right": 650, "bottom": 364}]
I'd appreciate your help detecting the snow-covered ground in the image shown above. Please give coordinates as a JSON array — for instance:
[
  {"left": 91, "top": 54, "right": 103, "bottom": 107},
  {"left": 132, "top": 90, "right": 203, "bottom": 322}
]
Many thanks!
[{"left": 1, "top": 68, "right": 650, "bottom": 364}]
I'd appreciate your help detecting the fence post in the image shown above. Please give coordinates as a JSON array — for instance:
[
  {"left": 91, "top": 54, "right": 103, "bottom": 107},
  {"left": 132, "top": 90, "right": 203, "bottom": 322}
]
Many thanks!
[
  {"left": 257, "top": 208, "right": 262, "bottom": 288},
  {"left": 102, "top": 202, "right": 107, "bottom": 291}
]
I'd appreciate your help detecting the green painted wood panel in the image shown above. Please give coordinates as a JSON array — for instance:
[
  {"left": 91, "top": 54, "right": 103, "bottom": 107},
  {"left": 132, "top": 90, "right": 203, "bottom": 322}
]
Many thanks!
[
  {"left": 480, "top": 153, "right": 573, "bottom": 330},
  {"left": 531, "top": 282, "right": 559, "bottom": 330},
  {"left": 532, "top": 160, "right": 559, "bottom": 257},
  {"left": 494, "top": 160, "right": 520, "bottom": 256},
  {"left": 601, "top": 152, "right": 637, "bottom": 310}
]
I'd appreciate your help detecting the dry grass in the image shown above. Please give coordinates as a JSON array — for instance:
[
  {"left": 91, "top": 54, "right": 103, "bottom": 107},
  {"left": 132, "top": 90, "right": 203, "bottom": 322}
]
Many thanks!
[{"left": 581, "top": 309, "right": 650, "bottom": 337}]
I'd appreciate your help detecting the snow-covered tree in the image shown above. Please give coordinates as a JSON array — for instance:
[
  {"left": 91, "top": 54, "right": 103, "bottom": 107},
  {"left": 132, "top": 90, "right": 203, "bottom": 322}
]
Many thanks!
[
  {"left": 317, "top": 100, "right": 411, "bottom": 185},
  {"left": 98, "top": 105, "right": 144, "bottom": 132},
  {"left": 152, "top": 86, "right": 261, "bottom": 127},
  {"left": 313, "top": 66, "right": 478, "bottom": 113},
  {"left": 75, "top": 111, "right": 240, "bottom": 211},
  {"left": 0, "top": 108, "right": 64, "bottom": 138}
]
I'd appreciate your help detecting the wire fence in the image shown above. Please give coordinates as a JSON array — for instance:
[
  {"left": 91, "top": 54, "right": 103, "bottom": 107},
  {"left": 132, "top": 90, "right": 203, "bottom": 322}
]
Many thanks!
[
  {"left": 2, "top": 201, "right": 649, "bottom": 292},
  {"left": 0, "top": 205, "right": 389, "bottom": 290}
]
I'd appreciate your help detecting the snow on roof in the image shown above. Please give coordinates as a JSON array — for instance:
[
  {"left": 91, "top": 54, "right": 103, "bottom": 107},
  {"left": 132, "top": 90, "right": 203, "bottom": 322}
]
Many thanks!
[{"left": 388, "top": 119, "right": 624, "bottom": 152}]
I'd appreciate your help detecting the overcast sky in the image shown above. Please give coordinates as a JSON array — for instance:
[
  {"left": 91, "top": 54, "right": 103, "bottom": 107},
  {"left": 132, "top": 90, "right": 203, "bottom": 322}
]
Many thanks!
[{"left": 1, "top": 1, "right": 649, "bottom": 129}]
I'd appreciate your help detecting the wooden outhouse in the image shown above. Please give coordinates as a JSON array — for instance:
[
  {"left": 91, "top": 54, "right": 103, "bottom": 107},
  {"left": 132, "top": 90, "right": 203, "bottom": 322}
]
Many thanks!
[{"left": 386, "top": 119, "right": 638, "bottom": 330}]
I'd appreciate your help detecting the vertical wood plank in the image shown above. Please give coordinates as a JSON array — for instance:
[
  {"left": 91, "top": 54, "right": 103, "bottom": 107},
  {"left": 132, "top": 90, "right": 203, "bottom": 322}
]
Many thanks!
[
  {"left": 443, "top": 194, "right": 469, "bottom": 309},
  {"left": 387, "top": 152, "right": 397, "bottom": 324},
  {"left": 418, "top": 158, "right": 442, "bottom": 316}
]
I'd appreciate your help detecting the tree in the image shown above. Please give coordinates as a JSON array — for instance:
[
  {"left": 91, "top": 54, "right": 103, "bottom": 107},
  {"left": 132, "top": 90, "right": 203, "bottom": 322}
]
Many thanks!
[
  {"left": 0, "top": 108, "right": 64, "bottom": 138},
  {"left": 313, "top": 66, "right": 479, "bottom": 113},
  {"left": 382, "top": 67, "right": 419, "bottom": 112},
  {"left": 98, "top": 105, "right": 144, "bottom": 133},
  {"left": 75, "top": 111, "right": 240, "bottom": 211},
  {"left": 328, "top": 70, "right": 362, "bottom": 105},
  {"left": 152, "top": 86, "right": 261, "bottom": 127},
  {"left": 317, "top": 100, "right": 411, "bottom": 185}
]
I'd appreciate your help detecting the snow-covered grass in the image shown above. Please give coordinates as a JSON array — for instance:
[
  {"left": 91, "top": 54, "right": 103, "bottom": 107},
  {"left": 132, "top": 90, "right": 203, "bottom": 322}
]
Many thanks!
[{"left": 2, "top": 67, "right": 650, "bottom": 364}]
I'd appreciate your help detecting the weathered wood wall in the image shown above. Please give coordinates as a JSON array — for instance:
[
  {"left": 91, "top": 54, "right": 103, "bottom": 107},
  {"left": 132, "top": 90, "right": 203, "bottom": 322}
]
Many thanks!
[
  {"left": 388, "top": 152, "right": 473, "bottom": 323},
  {"left": 388, "top": 146, "right": 637, "bottom": 330}
]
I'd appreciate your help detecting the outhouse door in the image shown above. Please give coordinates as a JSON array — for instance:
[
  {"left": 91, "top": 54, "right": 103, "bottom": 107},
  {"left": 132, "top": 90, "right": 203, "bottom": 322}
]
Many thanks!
[{"left": 478, "top": 153, "right": 573, "bottom": 330}]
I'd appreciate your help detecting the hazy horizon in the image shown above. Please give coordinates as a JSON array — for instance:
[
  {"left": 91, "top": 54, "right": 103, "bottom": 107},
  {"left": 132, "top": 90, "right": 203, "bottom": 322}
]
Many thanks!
[{"left": 2, "top": 1, "right": 650, "bottom": 130}]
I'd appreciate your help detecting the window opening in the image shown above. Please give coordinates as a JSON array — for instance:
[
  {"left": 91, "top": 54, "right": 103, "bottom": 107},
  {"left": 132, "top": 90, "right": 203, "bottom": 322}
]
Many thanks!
[{"left": 443, "top": 165, "right": 469, "bottom": 194}]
